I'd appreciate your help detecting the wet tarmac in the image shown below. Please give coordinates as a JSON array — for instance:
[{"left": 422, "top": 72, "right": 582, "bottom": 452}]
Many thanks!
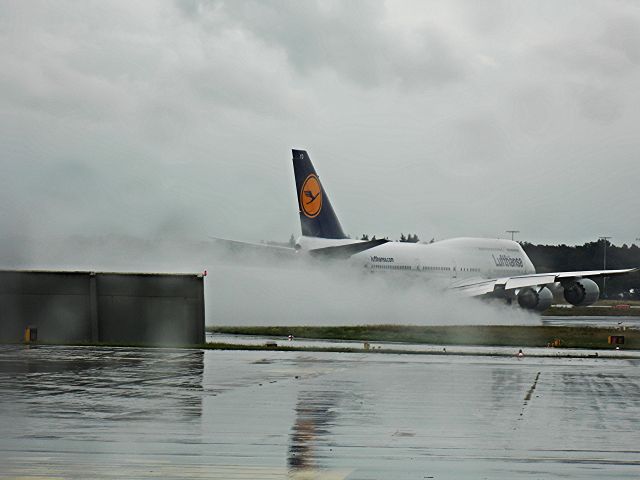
[
  {"left": 542, "top": 315, "right": 640, "bottom": 329},
  {"left": 1, "top": 344, "right": 640, "bottom": 479},
  {"left": 207, "top": 332, "right": 640, "bottom": 359}
]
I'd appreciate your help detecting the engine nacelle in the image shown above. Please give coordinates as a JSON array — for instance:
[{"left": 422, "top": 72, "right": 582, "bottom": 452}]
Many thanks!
[
  {"left": 517, "top": 286, "right": 554, "bottom": 311},
  {"left": 563, "top": 278, "right": 600, "bottom": 306}
]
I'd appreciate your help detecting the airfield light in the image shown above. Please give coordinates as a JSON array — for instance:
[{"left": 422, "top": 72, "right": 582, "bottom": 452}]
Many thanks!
[
  {"left": 506, "top": 230, "right": 520, "bottom": 241},
  {"left": 599, "top": 236, "right": 612, "bottom": 298}
]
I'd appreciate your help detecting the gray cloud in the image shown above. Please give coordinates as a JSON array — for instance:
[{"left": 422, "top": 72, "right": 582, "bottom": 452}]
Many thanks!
[
  {"left": 1, "top": 0, "right": 640, "bottom": 267},
  {"left": 184, "top": 0, "right": 467, "bottom": 89},
  {"left": 602, "top": 15, "right": 640, "bottom": 66}
]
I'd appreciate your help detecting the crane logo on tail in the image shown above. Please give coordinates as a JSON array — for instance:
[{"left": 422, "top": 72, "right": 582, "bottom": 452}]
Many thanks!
[{"left": 300, "top": 174, "right": 323, "bottom": 218}]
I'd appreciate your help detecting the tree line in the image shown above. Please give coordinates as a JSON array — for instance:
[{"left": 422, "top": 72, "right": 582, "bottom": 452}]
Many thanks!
[
  {"left": 521, "top": 240, "right": 640, "bottom": 298},
  {"left": 360, "top": 233, "right": 429, "bottom": 243}
]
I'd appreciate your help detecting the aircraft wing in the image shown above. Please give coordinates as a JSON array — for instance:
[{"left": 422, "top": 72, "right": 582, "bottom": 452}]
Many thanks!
[
  {"left": 209, "top": 237, "right": 388, "bottom": 260},
  {"left": 451, "top": 268, "right": 638, "bottom": 297}
]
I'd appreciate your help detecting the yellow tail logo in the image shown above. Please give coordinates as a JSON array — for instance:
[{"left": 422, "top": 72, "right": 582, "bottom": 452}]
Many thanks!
[{"left": 300, "top": 174, "right": 323, "bottom": 218}]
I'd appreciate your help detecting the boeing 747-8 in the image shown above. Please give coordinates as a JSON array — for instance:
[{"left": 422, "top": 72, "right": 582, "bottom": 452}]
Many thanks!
[
  {"left": 217, "top": 149, "right": 636, "bottom": 312},
  {"left": 292, "top": 150, "right": 639, "bottom": 311}
]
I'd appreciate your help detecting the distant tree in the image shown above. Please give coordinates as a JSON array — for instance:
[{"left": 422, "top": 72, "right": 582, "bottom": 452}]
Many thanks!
[
  {"left": 288, "top": 234, "right": 296, "bottom": 248},
  {"left": 361, "top": 234, "right": 369, "bottom": 241},
  {"left": 399, "top": 233, "right": 420, "bottom": 243},
  {"left": 521, "top": 240, "right": 640, "bottom": 298}
]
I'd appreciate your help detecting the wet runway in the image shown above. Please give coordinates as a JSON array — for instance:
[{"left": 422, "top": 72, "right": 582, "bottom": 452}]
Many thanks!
[
  {"left": 1, "top": 345, "right": 640, "bottom": 479},
  {"left": 207, "top": 332, "right": 640, "bottom": 359},
  {"left": 542, "top": 315, "right": 640, "bottom": 329}
]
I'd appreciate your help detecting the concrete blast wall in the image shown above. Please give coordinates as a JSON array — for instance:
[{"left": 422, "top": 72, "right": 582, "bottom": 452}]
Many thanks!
[{"left": 0, "top": 270, "right": 205, "bottom": 345}]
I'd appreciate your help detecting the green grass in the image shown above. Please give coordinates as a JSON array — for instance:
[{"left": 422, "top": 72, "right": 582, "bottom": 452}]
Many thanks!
[
  {"left": 203, "top": 342, "right": 361, "bottom": 353},
  {"left": 209, "top": 324, "right": 638, "bottom": 350},
  {"left": 594, "top": 300, "right": 640, "bottom": 307}
]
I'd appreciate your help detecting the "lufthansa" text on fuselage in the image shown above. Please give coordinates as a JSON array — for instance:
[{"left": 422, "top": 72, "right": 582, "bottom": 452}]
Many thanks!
[{"left": 492, "top": 254, "right": 523, "bottom": 268}]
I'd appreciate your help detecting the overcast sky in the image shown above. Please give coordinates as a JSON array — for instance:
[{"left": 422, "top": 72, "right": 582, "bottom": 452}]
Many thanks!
[{"left": 1, "top": 0, "right": 639, "bottom": 248}]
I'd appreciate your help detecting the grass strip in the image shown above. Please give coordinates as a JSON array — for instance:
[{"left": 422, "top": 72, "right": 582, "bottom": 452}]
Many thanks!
[
  {"left": 543, "top": 306, "right": 640, "bottom": 316},
  {"left": 209, "top": 325, "right": 638, "bottom": 350}
]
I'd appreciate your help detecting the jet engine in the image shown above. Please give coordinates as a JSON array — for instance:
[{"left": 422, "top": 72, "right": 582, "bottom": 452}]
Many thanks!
[
  {"left": 517, "top": 286, "right": 553, "bottom": 311},
  {"left": 563, "top": 278, "right": 600, "bottom": 306}
]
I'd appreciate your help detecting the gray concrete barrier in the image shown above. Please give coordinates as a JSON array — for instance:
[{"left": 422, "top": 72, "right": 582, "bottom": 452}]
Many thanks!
[{"left": 0, "top": 270, "right": 204, "bottom": 345}]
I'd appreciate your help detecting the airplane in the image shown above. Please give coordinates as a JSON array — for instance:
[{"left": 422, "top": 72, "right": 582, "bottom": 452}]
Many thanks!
[{"left": 216, "top": 149, "right": 637, "bottom": 312}]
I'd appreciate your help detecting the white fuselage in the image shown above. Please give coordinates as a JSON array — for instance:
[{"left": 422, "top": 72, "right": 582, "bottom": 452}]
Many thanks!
[{"left": 298, "top": 236, "right": 536, "bottom": 286}]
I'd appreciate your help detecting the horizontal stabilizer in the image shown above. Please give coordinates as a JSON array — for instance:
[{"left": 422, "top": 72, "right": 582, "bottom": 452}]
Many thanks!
[
  {"left": 308, "top": 239, "right": 389, "bottom": 259},
  {"left": 209, "top": 236, "right": 297, "bottom": 258}
]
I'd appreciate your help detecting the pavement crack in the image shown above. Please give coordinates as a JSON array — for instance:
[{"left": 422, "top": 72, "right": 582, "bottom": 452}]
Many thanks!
[
  {"left": 524, "top": 372, "right": 541, "bottom": 404},
  {"left": 515, "top": 371, "right": 541, "bottom": 428}
]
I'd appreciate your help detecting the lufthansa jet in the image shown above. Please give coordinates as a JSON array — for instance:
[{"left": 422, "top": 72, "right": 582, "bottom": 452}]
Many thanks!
[{"left": 218, "top": 149, "right": 637, "bottom": 312}]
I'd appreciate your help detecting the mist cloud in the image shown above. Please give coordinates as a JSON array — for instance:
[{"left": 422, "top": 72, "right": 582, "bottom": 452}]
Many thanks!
[{"left": 208, "top": 258, "right": 539, "bottom": 327}]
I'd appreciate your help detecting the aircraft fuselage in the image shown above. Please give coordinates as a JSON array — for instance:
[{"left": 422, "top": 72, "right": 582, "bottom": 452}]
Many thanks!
[{"left": 299, "top": 236, "right": 536, "bottom": 285}]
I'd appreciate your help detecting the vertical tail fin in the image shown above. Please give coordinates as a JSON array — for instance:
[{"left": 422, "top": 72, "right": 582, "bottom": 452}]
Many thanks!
[{"left": 292, "top": 149, "right": 347, "bottom": 239}]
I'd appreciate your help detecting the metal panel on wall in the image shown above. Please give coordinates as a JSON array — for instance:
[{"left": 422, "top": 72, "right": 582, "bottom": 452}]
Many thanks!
[{"left": 0, "top": 270, "right": 204, "bottom": 345}]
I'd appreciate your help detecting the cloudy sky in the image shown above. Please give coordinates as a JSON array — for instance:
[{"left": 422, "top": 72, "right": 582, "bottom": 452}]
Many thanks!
[{"left": 1, "top": 0, "right": 639, "bottom": 249}]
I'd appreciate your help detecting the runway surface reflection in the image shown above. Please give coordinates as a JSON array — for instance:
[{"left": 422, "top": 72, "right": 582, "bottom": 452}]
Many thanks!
[{"left": 1, "top": 345, "right": 639, "bottom": 479}]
